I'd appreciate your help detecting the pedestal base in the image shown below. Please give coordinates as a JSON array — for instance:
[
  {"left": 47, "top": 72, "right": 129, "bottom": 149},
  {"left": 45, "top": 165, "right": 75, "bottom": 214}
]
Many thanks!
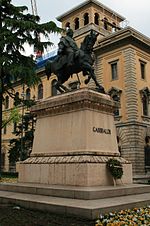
[
  {"left": 17, "top": 88, "right": 133, "bottom": 186},
  {"left": 17, "top": 154, "right": 132, "bottom": 186}
]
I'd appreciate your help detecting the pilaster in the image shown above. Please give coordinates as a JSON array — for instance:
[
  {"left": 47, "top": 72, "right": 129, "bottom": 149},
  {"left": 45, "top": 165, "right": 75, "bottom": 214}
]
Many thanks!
[{"left": 123, "top": 48, "right": 138, "bottom": 121}]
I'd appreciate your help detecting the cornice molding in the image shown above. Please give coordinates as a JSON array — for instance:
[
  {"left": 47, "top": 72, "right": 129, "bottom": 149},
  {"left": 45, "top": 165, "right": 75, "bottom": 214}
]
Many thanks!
[
  {"left": 95, "top": 26, "right": 150, "bottom": 54},
  {"left": 22, "top": 154, "right": 129, "bottom": 164},
  {"left": 31, "top": 88, "right": 116, "bottom": 117},
  {"left": 57, "top": 0, "right": 125, "bottom": 22}
]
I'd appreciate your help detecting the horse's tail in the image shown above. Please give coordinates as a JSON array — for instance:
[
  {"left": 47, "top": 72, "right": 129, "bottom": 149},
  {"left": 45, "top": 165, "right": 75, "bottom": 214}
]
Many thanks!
[{"left": 45, "top": 60, "right": 52, "bottom": 80}]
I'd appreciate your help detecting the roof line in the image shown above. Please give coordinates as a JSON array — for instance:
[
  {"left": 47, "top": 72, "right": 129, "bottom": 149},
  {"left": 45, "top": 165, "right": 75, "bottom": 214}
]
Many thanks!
[{"left": 57, "top": 0, "right": 125, "bottom": 21}]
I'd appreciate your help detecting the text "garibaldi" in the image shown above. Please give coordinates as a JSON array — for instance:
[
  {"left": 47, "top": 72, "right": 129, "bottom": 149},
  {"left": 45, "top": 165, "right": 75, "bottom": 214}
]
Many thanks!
[{"left": 93, "top": 127, "right": 111, "bottom": 134}]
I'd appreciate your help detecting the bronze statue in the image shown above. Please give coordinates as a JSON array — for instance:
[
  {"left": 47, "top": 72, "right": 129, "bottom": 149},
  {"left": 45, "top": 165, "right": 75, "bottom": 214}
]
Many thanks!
[
  {"left": 45, "top": 29, "right": 105, "bottom": 93},
  {"left": 58, "top": 29, "right": 79, "bottom": 67}
]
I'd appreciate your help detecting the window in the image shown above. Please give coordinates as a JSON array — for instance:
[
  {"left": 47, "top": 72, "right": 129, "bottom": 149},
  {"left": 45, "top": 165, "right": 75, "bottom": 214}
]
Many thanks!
[
  {"left": 38, "top": 84, "right": 43, "bottom": 99},
  {"left": 144, "top": 136, "right": 150, "bottom": 170},
  {"left": 26, "top": 88, "right": 31, "bottom": 100},
  {"left": 140, "top": 88, "right": 150, "bottom": 117},
  {"left": 111, "top": 61, "right": 118, "bottom": 80},
  {"left": 112, "top": 94, "right": 120, "bottom": 116},
  {"left": 3, "top": 126, "right": 7, "bottom": 135},
  {"left": 140, "top": 61, "right": 146, "bottom": 79},
  {"left": 112, "top": 22, "right": 117, "bottom": 32},
  {"left": 108, "top": 87, "right": 122, "bottom": 117},
  {"left": 74, "top": 18, "right": 79, "bottom": 30},
  {"left": 13, "top": 122, "right": 17, "bottom": 133},
  {"left": 142, "top": 94, "right": 148, "bottom": 116},
  {"left": 5, "top": 96, "right": 9, "bottom": 109},
  {"left": 1, "top": 152, "right": 5, "bottom": 170},
  {"left": 65, "top": 22, "right": 70, "bottom": 29},
  {"left": 103, "top": 17, "right": 108, "bottom": 30},
  {"left": 14, "top": 92, "right": 21, "bottom": 106},
  {"left": 84, "top": 13, "right": 89, "bottom": 25},
  {"left": 94, "top": 13, "right": 99, "bottom": 25}
]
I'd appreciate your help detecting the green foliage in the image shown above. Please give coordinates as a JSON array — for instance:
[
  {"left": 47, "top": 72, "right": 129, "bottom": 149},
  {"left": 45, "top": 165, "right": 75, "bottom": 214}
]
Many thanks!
[
  {"left": 0, "top": 0, "right": 62, "bottom": 170},
  {"left": 9, "top": 100, "right": 36, "bottom": 163},
  {"left": 107, "top": 158, "right": 123, "bottom": 179},
  {"left": 2, "top": 107, "right": 21, "bottom": 128},
  {"left": 0, "top": 0, "right": 62, "bottom": 95},
  {"left": 1, "top": 171, "right": 18, "bottom": 178}
]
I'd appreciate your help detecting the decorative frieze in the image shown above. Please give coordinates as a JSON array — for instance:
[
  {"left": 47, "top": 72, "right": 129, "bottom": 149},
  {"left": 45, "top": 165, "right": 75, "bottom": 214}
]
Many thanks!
[
  {"left": 21, "top": 154, "right": 129, "bottom": 164},
  {"left": 31, "top": 88, "right": 116, "bottom": 117}
]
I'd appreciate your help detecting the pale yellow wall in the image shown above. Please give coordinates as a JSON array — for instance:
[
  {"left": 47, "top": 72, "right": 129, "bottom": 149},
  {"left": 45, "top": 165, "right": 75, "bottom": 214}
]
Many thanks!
[
  {"left": 97, "top": 46, "right": 127, "bottom": 121},
  {"left": 135, "top": 48, "right": 150, "bottom": 120},
  {"left": 95, "top": 44, "right": 150, "bottom": 123}
]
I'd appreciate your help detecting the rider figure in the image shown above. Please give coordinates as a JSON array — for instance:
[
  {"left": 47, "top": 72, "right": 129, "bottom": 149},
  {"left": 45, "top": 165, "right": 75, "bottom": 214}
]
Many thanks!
[{"left": 58, "top": 28, "right": 79, "bottom": 66}]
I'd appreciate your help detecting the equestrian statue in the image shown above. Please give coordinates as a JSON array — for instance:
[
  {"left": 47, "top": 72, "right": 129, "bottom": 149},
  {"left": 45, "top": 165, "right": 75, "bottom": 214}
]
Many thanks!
[{"left": 45, "top": 28, "right": 105, "bottom": 93}]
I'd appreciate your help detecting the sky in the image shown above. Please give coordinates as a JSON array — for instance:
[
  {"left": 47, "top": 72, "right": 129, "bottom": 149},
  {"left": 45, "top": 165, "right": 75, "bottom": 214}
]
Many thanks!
[{"left": 12, "top": 0, "right": 150, "bottom": 55}]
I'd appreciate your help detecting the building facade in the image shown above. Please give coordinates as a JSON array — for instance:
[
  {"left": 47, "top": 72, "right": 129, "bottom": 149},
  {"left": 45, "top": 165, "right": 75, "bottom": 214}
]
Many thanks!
[{"left": 2, "top": 0, "right": 150, "bottom": 180}]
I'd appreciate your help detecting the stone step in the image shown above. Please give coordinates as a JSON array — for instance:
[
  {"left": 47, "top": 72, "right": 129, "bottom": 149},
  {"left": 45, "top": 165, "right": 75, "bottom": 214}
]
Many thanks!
[
  {"left": 0, "top": 189, "right": 150, "bottom": 219},
  {"left": 0, "top": 183, "right": 150, "bottom": 200}
]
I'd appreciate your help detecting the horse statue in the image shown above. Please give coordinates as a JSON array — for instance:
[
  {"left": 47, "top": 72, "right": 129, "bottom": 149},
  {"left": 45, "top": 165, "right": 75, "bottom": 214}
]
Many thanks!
[{"left": 45, "top": 29, "right": 105, "bottom": 93}]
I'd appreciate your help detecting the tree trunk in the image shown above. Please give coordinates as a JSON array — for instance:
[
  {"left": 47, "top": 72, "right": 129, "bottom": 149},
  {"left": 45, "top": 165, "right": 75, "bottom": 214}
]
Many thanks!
[{"left": 0, "top": 69, "right": 2, "bottom": 178}]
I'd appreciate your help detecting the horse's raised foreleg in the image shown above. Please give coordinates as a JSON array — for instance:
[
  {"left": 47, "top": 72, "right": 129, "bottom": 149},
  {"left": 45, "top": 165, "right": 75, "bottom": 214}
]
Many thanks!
[{"left": 83, "top": 64, "right": 105, "bottom": 93}]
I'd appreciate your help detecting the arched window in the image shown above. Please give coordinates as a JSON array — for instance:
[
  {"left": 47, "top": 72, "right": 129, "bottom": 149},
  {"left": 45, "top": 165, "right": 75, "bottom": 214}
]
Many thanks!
[
  {"left": 84, "top": 13, "right": 89, "bottom": 25},
  {"left": 65, "top": 22, "right": 70, "bottom": 29},
  {"left": 94, "top": 13, "right": 99, "bottom": 25},
  {"left": 112, "top": 22, "right": 117, "bottom": 32},
  {"left": 51, "top": 79, "right": 57, "bottom": 96},
  {"left": 38, "top": 84, "right": 43, "bottom": 100},
  {"left": 14, "top": 92, "right": 21, "bottom": 106},
  {"left": 26, "top": 88, "right": 31, "bottom": 100},
  {"left": 142, "top": 94, "right": 148, "bottom": 116},
  {"left": 15, "top": 92, "right": 19, "bottom": 98},
  {"left": 103, "top": 17, "right": 108, "bottom": 30},
  {"left": 74, "top": 17, "right": 79, "bottom": 30},
  {"left": 5, "top": 95, "right": 9, "bottom": 109}
]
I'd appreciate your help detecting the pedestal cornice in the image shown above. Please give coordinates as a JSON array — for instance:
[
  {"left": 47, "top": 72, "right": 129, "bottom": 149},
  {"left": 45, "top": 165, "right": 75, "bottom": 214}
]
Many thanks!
[{"left": 31, "top": 88, "right": 116, "bottom": 117}]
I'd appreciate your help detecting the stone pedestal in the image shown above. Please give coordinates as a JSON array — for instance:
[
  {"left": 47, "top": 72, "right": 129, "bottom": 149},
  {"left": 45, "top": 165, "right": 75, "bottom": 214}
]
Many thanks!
[{"left": 17, "top": 88, "right": 132, "bottom": 186}]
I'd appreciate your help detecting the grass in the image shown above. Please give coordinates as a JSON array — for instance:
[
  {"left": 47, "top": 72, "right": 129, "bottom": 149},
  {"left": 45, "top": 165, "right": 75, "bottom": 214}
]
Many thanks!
[{"left": 0, "top": 204, "right": 95, "bottom": 226}]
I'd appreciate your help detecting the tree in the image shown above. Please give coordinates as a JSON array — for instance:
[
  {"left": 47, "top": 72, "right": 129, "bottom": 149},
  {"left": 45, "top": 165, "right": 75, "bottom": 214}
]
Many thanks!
[
  {"left": 0, "top": 0, "right": 62, "bottom": 177},
  {"left": 2, "top": 107, "right": 21, "bottom": 129},
  {"left": 9, "top": 99, "right": 36, "bottom": 166}
]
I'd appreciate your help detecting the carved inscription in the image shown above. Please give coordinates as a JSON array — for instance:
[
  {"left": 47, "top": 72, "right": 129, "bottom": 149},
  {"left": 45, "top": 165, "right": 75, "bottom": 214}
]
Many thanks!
[{"left": 93, "top": 127, "right": 111, "bottom": 134}]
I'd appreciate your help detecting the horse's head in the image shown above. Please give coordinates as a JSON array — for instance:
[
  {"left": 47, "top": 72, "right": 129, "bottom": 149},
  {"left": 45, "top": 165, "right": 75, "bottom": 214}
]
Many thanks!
[{"left": 80, "top": 30, "right": 99, "bottom": 52}]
